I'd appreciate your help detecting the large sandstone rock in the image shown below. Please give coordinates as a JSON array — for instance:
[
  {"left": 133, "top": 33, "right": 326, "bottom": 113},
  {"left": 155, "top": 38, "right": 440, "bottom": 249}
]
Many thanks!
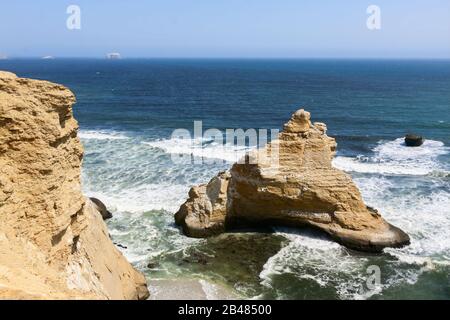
[
  {"left": 175, "top": 109, "right": 410, "bottom": 252},
  {"left": 0, "top": 71, "right": 149, "bottom": 299}
]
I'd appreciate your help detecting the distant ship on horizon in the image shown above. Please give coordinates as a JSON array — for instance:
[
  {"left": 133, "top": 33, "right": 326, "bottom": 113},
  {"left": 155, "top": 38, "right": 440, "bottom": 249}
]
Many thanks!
[
  {"left": 106, "top": 52, "right": 121, "bottom": 60},
  {"left": 41, "top": 55, "right": 55, "bottom": 60},
  {"left": 0, "top": 53, "right": 8, "bottom": 60}
]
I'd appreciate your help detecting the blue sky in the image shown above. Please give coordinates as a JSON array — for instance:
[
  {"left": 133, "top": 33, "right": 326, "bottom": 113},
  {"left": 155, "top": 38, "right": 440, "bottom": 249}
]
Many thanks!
[{"left": 1, "top": 0, "right": 449, "bottom": 58}]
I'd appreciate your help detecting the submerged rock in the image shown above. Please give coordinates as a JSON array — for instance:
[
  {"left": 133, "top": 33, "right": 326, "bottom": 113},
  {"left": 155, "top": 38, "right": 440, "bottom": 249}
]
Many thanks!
[
  {"left": 175, "top": 109, "right": 410, "bottom": 252},
  {"left": 405, "top": 134, "right": 424, "bottom": 147}
]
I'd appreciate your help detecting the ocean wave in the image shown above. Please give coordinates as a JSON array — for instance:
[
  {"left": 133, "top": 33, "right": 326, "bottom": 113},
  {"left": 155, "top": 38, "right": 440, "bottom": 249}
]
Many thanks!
[
  {"left": 143, "top": 137, "right": 254, "bottom": 163},
  {"left": 79, "top": 130, "right": 129, "bottom": 140},
  {"left": 85, "top": 183, "right": 189, "bottom": 213},
  {"left": 333, "top": 138, "right": 449, "bottom": 176},
  {"left": 259, "top": 226, "right": 440, "bottom": 299},
  {"left": 81, "top": 134, "right": 226, "bottom": 215},
  {"left": 259, "top": 172, "right": 450, "bottom": 299},
  {"left": 259, "top": 228, "right": 382, "bottom": 300},
  {"left": 105, "top": 209, "right": 202, "bottom": 269},
  {"left": 427, "top": 170, "right": 450, "bottom": 178},
  {"left": 354, "top": 176, "right": 450, "bottom": 262},
  {"left": 81, "top": 132, "right": 449, "bottom": 299}
]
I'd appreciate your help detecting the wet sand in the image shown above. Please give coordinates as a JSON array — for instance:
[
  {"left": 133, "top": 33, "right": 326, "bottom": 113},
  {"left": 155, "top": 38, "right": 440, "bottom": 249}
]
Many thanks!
[{"left": 148, "top": 279, "right": 240, "bottom": 300}]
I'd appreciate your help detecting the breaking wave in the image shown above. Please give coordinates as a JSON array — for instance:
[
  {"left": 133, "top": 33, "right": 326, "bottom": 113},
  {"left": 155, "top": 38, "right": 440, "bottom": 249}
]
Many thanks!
[
  {"left": 80, "top": 132, "right": 450, "bottom": 299},
  {"left": 79, "top": 130, "right": 129, "bottom": 140},
  {"left": 260, "top": 138, "right": 450, "bottom": 299},
  {"left": 333, "top": 138, "right": 449, "bottom": 176},
  {"left": 143, "top": 137, "right": 254, "bottom": 163}
]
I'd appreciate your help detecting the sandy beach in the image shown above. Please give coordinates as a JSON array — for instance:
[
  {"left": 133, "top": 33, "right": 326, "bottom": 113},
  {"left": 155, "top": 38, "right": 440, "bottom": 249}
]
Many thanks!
[{"left": 148, "top": 279, "right": 239, "bottom": 300}]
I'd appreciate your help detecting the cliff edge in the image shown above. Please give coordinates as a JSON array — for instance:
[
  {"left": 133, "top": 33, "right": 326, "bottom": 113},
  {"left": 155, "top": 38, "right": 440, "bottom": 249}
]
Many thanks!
[
  {"left": 175, "top": 109, "right": 410, "bottom": 252},
  {"left": 0, "top": 71, "right": 149, "bottom": 299}
]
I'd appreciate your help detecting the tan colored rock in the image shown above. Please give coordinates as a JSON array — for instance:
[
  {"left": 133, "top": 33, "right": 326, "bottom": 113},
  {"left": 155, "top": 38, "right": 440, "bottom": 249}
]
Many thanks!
[
  {"left": 0, "top": 71, "right": 17, "bottom": 79},
  {"left": 175, "top": 171, "right": 230, "bottom": 237},
  {"left": 0, "top": 71, "right": 149, "bottom": 299},
  {"left": 283, "top": 109, "right": 312, "bottom": 133},
  {"left": 175, "top": 108, "right": 410, "bottom": 252}
]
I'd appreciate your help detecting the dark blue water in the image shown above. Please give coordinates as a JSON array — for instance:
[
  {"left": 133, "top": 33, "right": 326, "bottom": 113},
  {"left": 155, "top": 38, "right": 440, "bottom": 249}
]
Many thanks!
[
  {"left": 3, "top": 59, "right": 449, "bottom": 143},
  {"left": 1, "top": 59, "right": 449, "bottom": 299}
]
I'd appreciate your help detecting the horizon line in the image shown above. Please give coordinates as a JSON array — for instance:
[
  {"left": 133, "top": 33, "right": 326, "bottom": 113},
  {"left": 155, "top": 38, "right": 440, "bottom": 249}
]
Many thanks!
[{"left": 1, "top": 56, "right": 450, "bottom": 61}]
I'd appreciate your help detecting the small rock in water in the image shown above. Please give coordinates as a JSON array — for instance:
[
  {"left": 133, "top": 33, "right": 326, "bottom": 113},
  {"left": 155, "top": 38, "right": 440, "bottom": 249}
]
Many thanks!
[
  {"left": 89, "top": 197, "right": 113, "bottom": 220},
  {"left": 147, "top": 261, "right": 159, "bottom": 269},
  {"left": 114, "top": 243, "right": 128, "bottom": 249},
  {"left": 405, "top": 134, "right": 424, "bottom": 147}
]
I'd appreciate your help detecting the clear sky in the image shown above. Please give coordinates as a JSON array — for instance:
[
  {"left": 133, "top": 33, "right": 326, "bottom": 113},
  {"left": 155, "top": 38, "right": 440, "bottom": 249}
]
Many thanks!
[{"left": 1, "top": 0, "right": 449, "bottom": 58}]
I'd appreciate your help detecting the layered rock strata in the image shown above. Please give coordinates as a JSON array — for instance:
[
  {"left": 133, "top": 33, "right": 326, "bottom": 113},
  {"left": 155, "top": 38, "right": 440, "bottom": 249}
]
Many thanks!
[
  {"left": 175, "top": 109, "right": 410, "bottom": 252},
  {"left": 0, "top": 71, "right": 149, "bottom": 299}
]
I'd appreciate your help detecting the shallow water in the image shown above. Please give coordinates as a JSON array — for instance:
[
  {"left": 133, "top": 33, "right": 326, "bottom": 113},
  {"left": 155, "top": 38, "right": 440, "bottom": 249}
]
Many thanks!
[{"left": 1, "top": 59, "right": 449, "bottom": 299}]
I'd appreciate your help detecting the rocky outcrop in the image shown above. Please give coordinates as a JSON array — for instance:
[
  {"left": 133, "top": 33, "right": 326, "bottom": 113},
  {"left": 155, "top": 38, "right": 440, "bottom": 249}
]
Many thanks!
[
  {"left": 0, "top": 71, "right": 149, "bottom": 299},
  {"left": 405, "top": 134, "right": 424, "bottom": 147},
  {"left": 175, "top": 171, "right": 231, "bottom": 238},
  {"left": 175, "top": 109, "right": 410, "bottom": 252},
  {"left": 90, "top": 197, "right": 113, "bottom": 220}
]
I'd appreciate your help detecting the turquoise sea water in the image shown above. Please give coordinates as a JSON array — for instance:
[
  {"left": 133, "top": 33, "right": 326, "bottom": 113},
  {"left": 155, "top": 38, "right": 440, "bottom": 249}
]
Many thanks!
[{"left": 1, "top": 59, "right": 449, "bottom": 299}]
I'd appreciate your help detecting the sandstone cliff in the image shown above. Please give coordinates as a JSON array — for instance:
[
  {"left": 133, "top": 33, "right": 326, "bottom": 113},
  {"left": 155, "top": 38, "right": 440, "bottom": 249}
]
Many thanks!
[
  {"left": 0, "top": 71, "right": 149, "bottom": 299},
  {"left": 175, "top": 109, "right": 410, "bottom": 252}
]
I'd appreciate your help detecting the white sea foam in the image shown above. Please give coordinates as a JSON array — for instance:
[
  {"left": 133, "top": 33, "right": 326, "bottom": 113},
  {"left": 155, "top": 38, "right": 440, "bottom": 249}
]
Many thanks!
[
  {"left": 259, "top": 226, "right": 436, "bottom": 299},
  {"left": 333, "top": 138, "right": 449, "bottom": 176},
  {"left": 259, "top": 228, "right": 376, "bottom": 299},
  {"left": 79, "top": 130, "right": 129, "bottom": 140},
  {"left": 333, "top": 156, "right": 427, "bottom": 175},
  {"left": 199, "top": 279, "right": 226, "bottom": 300},
  {"left": 81, "top": 132, "right": 449, "bottom": 299},
  {"left": 143, "top": 137, "right": 254, "bottom": 163},
  {"left": 353, "top": 176, "right": 450, "bottom": 263},
  {"left": 259, "top": 170, "right": 450, "bottom": 299},
  {"left": 107, "top": 210, "right": 202, "bottom": 269},
  {"left": 85, "top": 183, "right": 189, "bottom": 213}
]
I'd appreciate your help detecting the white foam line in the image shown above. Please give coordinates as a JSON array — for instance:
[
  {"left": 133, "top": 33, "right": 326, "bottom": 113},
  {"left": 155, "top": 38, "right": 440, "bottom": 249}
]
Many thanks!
[
  {"left": 85, "top": 183, "right": 188, "bottom": 213},
  {"left": 79, "top": 130, "right": 129, "bottom": 140},
  {"left": 143, "top": 137, "right": 254, "bottom": 163},
  {"left": 333, "top": 137, "right": 449, "bottom": 176}
]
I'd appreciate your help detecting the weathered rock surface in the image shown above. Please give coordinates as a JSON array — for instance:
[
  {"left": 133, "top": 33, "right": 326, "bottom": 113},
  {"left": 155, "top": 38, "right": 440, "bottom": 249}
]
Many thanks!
[
  {"left": 175, "top": 171, "right": 231, "bottom": 237},
  {"left": 175, "top": 109, "right": 410, "bottom": 252},
  {"left": 0, "top": 71, "right": 149, "bottom": 299}
]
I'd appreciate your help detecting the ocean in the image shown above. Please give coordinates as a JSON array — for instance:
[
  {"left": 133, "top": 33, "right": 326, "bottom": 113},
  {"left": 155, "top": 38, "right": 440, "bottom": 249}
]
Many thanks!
[{"left": 1, "top": 58, "right": 449, "bottom": 299}]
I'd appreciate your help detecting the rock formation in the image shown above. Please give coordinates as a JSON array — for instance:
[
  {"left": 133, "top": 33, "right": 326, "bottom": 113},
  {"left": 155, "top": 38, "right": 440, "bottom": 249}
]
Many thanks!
[
  {"left": 175, "top": 109, "right": 410, "bottom": 252},
  {"left": 405, "top": 134, "right": 424, "bottom": 147},
  {"left": 0, "top": 71, "right": 149, "bottom": 299},
  {"left": 90, "top": 197, "right": 113, "bottom": 220}
]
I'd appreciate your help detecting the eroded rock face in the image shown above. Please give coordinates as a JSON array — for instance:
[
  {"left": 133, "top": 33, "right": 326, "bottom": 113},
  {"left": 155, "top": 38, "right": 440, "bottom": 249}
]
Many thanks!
[
  {"left": 0, "top": 71, "right": 149, "bottom": 299},
  {"left": 175, "top": 171, "right": 231, "bottom": 237},
  {"left": 175, "top": 109, "right": 410, "bottom": 252}
]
